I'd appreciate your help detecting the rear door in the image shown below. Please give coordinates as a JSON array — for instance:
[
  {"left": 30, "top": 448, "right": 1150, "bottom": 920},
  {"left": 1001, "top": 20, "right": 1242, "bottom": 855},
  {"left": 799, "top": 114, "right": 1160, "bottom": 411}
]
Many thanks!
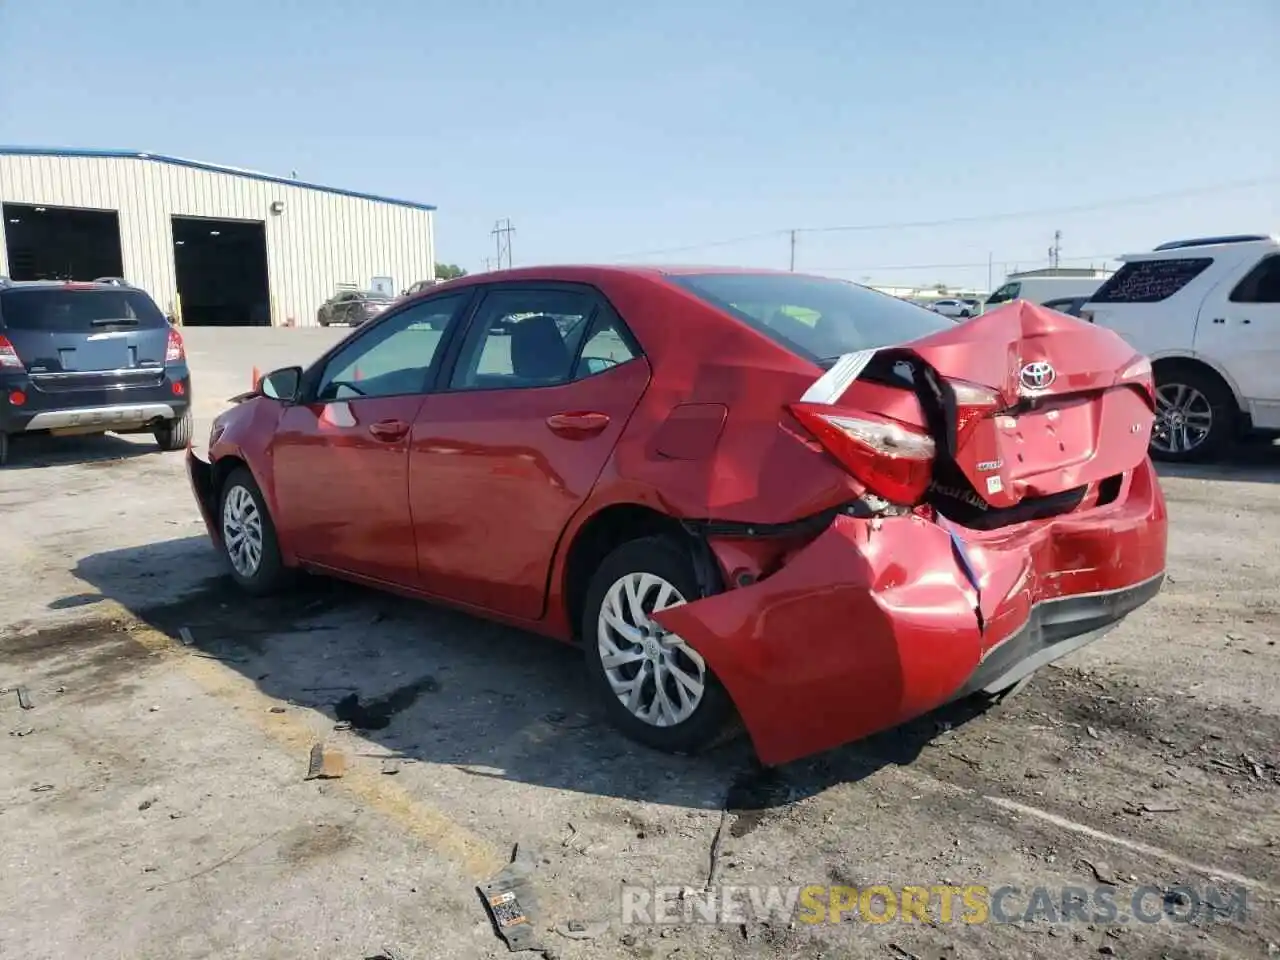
[
  {"left": 0, "top": 285, "right": 171, "bottom": 393},
  {"left": 1196, "top": 253, "right": 1280, "bottom": 413},
  {"left": 409, "top": 283, "right": 650, "bottom": 619}
]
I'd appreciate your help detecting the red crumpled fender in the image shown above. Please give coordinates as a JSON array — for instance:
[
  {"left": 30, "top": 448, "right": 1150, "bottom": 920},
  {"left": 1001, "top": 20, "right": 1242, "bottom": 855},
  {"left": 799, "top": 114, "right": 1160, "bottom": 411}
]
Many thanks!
[{"left": 652, "top": 513, "right": 985, "bottom": 766}]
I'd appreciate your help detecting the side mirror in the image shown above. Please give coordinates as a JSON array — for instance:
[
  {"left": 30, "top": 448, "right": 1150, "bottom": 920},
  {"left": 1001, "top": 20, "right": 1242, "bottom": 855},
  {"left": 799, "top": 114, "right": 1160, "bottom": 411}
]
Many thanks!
[{"left": 261, "top": 366, "right": 303, "bottom": 402}]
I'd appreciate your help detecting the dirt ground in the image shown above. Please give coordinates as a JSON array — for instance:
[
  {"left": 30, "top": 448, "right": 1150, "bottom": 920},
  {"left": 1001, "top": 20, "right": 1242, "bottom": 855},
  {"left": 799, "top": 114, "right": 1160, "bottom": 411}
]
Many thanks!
[{"left": 2, "top": 328, "right": 1279, "bottom": 960}]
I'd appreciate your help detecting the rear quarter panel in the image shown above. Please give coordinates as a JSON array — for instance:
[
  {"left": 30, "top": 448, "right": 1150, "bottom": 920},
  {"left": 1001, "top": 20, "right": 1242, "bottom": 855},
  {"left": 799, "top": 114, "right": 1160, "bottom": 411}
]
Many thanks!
[{"left": 590, "top": 273, "right": 865, "bottom": 523}]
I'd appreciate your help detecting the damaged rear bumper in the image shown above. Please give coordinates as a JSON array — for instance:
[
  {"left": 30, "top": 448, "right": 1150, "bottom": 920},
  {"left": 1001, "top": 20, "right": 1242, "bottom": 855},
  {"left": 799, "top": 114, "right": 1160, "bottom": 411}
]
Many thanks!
[{"left": 653, "top": 461, "right": 1167, "bottom": 767}]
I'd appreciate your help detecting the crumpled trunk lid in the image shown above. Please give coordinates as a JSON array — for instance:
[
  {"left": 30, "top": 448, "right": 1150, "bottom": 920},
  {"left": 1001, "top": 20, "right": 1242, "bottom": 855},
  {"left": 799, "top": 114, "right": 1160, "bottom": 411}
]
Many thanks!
[
  {"left": 820, "top": 300, "right": 1157, "bottom": 512},
  {"left": 904, "top": 300, "right": 1156, "bottom": 508}
]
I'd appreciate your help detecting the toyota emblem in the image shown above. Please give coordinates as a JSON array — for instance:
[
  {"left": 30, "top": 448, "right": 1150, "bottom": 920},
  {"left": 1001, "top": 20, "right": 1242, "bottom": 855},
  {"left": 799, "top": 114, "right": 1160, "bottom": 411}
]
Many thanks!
[{"left": 1019, "top": 361, "right": 1056, "bottom": 391}]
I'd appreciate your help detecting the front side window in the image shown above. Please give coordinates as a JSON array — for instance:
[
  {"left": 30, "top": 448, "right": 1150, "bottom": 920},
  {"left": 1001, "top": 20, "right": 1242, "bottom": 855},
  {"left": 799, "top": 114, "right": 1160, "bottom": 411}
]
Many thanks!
[
  {"left": 449, "top": 288, "right": 597, "bottom": 390},
  {"left": 315, "top": 293, "right": 466, "bottom": 400},
  {"left": 986, "top": 282, "right": 1021, "bottom": 306},
  {"left": 1090, "top": 258, "right": 1213, "bottom": 304},
  {"left": 1229, "top": 255, "right": 1280, "bottom": 304}
]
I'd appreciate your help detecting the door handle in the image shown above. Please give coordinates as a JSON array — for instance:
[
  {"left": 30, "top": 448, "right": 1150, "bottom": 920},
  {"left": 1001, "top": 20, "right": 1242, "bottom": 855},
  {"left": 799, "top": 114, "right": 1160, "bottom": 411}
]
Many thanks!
[
  {"left": 546, "top": 411, "right": 610, "bottom": 439},
  {"left": 368, "top": 419, "right": 410, "bottom": 442}
]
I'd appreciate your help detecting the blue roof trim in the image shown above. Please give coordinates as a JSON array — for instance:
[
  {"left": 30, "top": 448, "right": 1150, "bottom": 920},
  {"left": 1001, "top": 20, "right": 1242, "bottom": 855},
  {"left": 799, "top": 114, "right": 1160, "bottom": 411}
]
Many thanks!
[{"left": 0, "top": 146, "right": 436, "bottom": 211}]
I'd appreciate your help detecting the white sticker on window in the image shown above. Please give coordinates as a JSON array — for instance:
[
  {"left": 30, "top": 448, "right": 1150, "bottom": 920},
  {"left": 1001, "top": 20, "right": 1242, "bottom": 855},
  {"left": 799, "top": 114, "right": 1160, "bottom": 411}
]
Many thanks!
[
  {"left": 799, "top": 349, "right": 878, "bottom": 404},
  {"left": 986, "top": 475, "right": 1004, "bottom": 495}
]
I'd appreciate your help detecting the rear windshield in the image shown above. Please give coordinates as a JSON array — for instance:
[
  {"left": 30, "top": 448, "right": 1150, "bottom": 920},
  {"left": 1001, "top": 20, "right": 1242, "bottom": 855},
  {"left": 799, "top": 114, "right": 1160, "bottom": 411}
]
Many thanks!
[
  {"left": 670, "top": 273, "right": 950, "bottom": 363},
  {"left": 0, "top": 288, "right": 167, "bottom": 332}
]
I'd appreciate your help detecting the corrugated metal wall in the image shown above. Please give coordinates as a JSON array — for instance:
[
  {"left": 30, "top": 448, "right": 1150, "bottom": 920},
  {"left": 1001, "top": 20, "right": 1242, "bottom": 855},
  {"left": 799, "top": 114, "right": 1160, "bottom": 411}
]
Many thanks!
[{"left": 0, "top": 154, "right": 435, "bottom": 326}]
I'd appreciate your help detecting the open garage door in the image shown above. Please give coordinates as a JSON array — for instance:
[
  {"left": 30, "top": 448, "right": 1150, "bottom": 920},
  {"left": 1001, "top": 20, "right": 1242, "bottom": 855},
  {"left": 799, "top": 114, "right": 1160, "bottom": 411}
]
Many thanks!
[
  {"left": 3, "top": 203, "right": 124, "bottom": 281},
  {"left": 173, "top": 216, "right": 271, "bottom": 326}
]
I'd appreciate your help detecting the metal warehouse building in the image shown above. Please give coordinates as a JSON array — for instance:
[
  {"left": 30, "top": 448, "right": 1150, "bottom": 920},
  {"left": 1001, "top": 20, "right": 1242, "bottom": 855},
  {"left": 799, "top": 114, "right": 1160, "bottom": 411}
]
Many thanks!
[{"left": 0, "top": 147, "right": 436, "bottom": 327}]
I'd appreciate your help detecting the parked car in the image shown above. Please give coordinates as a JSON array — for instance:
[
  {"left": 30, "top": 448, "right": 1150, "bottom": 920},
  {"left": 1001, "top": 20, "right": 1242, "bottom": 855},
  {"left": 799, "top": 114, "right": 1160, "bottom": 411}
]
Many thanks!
[
  {"left": 402, "top": 279, "right": 439, "bottom": 298},
  {"left": 0, "top": 279, "right": 192, "bottom": 466},
  {"left": 316, "top": 290, "right": 394, "bottom": 327},
  {"left": 1042, "top": 296, "right": 1089, "bottom": 317},
  {"left": 985, "top": 273, "right": 1109, "bottom": 313},
  {"left": 929, "top": 298, "right": 975, "bottom": 319},
  {"left": 1081, "top": 234, "right": 1280, "bottom": 462},
  {"left": 188, "top": 267, "right": 1166, "bottom": 765}
]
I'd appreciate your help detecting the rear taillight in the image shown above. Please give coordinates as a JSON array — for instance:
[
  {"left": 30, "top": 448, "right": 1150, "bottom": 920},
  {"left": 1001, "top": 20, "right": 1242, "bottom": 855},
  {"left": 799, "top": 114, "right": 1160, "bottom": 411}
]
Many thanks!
[
  {"left": 949, "top": 380, "right": 1003, "bottom": 446},
  {"left": 0, "top": 335, "right": 22, "bottom": 370},
  {"left": 165, "top": 328, "right": 186, "bottom": 363},
  {"left": 1120, "top": 356, "right": 1156, "bottom": 408},
  {"left": 790, "top": 403, "right": 935, "bottom": 506}
]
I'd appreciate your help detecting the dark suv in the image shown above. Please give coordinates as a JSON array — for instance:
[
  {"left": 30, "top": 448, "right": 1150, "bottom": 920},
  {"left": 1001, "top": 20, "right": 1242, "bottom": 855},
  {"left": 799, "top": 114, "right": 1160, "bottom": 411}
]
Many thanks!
[{"left": 0, "top": 279, "right": 193, "bottom": 466}]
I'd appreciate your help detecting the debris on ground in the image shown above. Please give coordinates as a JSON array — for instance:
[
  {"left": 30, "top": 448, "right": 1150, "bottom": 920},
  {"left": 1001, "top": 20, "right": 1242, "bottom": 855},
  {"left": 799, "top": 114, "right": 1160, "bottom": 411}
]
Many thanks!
[
  {"left": 543, "top": 711, "right": 594, "bottom": 729},
  {"left": 269, "top": 706, "right": 286, "bottom": 714},
  {"left": 381, "top": 759, "right": 401, "bottom": 776},
  {"left": 178, "top": 627, "right": 195, "bottom": 646},
  {"left": 8, "top": 727, "right": 35, "bottom": 737},
  {"left": 1, "top": 686, "right": 35, "bottom": 711},
  {"left": 554, "top": 919, "right": 609, "bottom": 940},
  {"left": 479, "top": 843, "right": 542, "bottom": 953},
  {"left": 888, "top": 943, "right": 922, "bottom": 960},
  {"left": 1124, "top": 800, "right": 1180, "bottom": 815},
  {"left": 138, "top": 798, "right": 156, "bottom": 811},
  {"left": 1081, "top": 859, "right": 1119, "bottom": 886},
  {"left": 305, "top": 743, "right": 346, "bottom": 780}
]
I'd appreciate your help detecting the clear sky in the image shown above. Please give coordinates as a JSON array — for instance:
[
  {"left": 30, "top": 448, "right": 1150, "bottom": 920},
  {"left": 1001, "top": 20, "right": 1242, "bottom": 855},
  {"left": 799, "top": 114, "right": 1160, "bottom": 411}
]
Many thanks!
[{"left": 1, "top": 0, "right": 1276, "bottom": 290}]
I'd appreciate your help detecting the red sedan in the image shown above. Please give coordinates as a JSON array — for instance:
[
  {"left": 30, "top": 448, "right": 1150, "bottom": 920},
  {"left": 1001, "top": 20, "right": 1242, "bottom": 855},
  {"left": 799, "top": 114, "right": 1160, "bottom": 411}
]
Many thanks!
[{"left": 188, "top": 266, "right": 1167, "bottom": 766}]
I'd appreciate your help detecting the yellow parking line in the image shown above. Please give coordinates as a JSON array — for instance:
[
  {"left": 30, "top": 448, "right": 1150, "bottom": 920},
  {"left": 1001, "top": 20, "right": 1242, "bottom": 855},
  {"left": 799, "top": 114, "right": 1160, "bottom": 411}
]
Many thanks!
[{"left": 112, "top": 602, "right": 505, "bottom": 880}]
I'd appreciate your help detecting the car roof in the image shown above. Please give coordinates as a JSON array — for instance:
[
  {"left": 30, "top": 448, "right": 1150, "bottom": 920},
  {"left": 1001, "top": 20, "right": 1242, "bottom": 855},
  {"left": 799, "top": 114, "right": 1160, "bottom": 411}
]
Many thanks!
[
  {"left": 0, "top": 279, "right": 141, "bottom": 292},
  {"left": 1119, "top": 234, "right": 1279, "bottom": 262},
  {"left": 426, "top": 264, "right": 833, "bottom": 293}
]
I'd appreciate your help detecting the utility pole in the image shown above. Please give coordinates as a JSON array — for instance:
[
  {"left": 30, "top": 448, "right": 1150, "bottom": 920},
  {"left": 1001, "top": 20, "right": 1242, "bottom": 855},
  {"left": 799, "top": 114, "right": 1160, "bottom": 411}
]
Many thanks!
[
  {"left": 1049, "top": 229, "right": 1062, "bottom": 270},
  {"left": 987, "top": 251, "right": 993, "bottom": 292},
  {"left": 491, "top": 219, "right": 516, "bottom": 270},
  {"left": 789, "top": 230, "right": 797, "bottom": 272}
]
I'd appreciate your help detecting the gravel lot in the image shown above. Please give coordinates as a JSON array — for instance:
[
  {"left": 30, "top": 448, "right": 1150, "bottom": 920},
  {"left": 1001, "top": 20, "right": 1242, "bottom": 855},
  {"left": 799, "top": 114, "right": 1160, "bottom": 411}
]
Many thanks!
[{"left": 2, "top": 327, "right": 1279, "bottom": 960}]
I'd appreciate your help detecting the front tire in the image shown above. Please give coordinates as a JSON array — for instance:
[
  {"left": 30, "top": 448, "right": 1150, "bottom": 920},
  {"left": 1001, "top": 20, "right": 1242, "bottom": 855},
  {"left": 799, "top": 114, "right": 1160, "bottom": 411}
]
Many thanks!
[
  {"left": 218, "top": 467, "right": 289, "bottom": 595},
  {"left": 154, "top": 409, "right": 193, "bottom": 451},
  {"left": 582, "top": 536, "right": 736, "bottom": 755},
  {"left": 1150, "top": 365, "right": 1236, "bottom": 463}
]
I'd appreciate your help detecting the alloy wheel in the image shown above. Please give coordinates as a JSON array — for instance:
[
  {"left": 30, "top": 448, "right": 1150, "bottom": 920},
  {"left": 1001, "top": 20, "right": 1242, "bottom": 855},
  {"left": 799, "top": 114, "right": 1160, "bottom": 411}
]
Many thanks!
[
  {"left": 597, "top": 572, "right": 706, "bottom": 728},
  {"left": 1152, "top": 382, "right": 1213, "bottom": 455},
  {"left": 222, "top": 485, "right": 264, "bottom": 578}
]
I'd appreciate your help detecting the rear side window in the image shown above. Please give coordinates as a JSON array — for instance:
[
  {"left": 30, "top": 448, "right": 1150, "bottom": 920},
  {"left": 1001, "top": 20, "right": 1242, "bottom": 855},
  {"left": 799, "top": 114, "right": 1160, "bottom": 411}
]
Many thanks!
[
  {"left": 1229, "top": 255, "right": 1280, "bottom": 304},
  {"left": 670, "top": 273, "right": 950, "bottom": 363},
  {"left": 0, "top": 288, "right": 168, "bottom": 332},
  {"left": 1089, "top": 258, "right": 1213, "bottom": 304}
]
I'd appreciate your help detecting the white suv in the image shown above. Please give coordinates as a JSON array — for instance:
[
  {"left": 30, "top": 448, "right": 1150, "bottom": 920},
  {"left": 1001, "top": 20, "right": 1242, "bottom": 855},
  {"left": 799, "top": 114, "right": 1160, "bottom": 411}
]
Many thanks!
[{"left": 1081, "top": 234, "right": 1280, "bottom": 462}]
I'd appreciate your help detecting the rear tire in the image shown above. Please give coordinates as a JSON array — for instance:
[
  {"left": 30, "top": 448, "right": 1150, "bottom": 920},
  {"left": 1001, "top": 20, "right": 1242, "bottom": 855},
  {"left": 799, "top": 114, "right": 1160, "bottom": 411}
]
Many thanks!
[
  {"left": 154, "top": 409, "right": 193, "bottom": 451},
  {"left": 1150, "top": 365, "right": 1236, "bottom": 463},
  {"left": 582, "top": 536, "right": 737, "bottom": 755},
  {"left": 218, "top": 466, "right": 289, "bottom": 595}
]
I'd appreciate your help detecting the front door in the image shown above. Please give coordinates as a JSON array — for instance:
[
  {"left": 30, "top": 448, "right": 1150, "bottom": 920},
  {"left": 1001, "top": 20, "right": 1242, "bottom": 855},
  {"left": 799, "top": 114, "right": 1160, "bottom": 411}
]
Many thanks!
[
  {"left": 409, "top": 284, "right": 650, "bottom": 619},
  {"left": 272, "top": 293, "right": 470, "bottom": 585}
]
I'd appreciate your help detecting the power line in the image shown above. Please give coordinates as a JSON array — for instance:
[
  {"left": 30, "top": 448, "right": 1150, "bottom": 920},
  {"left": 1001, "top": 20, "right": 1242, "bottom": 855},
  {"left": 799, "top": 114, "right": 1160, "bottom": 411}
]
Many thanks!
[
  {"left": 608, "top": 176, "right": 1278, "bottom": 260},
  {"left": 807, "top": 252, "right": 1120, "bottom": 275}
]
